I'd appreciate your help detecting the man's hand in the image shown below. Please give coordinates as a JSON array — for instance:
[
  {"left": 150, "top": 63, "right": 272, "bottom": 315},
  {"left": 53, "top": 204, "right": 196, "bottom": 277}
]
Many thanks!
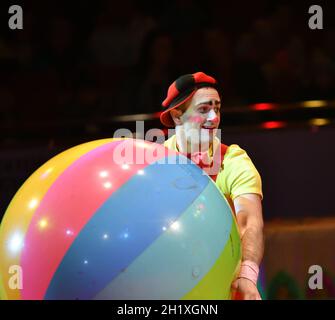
[{"left": 231, "top": 278, "right": 262, "bottom": 300}]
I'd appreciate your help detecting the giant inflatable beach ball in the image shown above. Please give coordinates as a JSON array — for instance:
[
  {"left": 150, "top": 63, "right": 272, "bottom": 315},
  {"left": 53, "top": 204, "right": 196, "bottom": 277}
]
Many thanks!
[{"left": 0, "top": 138, "right": 241, "bottom": 300}]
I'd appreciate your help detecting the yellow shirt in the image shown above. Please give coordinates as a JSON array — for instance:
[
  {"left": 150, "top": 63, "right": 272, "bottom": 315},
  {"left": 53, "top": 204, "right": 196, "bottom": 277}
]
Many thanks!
[{"left": 163, "top": 135, "right": 263, "bottom": 207}]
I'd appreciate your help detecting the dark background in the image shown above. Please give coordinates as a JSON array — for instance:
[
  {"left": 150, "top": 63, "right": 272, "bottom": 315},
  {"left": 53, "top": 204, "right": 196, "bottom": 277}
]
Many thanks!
[{"left": 1, "top": 0, "right": 335, "bottom": 221}]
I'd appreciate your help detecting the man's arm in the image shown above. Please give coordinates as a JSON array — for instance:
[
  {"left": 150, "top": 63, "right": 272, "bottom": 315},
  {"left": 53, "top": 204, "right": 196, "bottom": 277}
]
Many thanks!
[{"left": 232, "top": 193, "right": 264, "bottom": 300}]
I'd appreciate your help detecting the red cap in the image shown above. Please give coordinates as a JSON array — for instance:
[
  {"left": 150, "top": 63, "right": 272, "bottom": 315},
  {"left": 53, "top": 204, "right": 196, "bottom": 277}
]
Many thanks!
[{"left": 160, "top": 72, "right": 219, "bottom": 127}]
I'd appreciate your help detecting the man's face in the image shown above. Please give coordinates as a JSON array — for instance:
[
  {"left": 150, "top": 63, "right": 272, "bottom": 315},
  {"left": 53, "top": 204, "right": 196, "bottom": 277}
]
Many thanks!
[{"left": 178, "top": 87, "right": 221, "bottom": 149}]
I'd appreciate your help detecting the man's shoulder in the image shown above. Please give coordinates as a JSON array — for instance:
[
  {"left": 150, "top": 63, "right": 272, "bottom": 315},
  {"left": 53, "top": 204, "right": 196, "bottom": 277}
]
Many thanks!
[
  {"left": 221, "top": 143, "right": 258, "bottom": 173},
  {"left": 224, "top": 144, "right": 249, "bottom": 160}
]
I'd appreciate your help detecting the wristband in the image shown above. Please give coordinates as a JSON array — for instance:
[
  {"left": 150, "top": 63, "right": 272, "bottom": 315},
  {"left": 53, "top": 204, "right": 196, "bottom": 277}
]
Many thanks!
[{"left": 237, "top": 260, "right": 259, "bottom": 286}]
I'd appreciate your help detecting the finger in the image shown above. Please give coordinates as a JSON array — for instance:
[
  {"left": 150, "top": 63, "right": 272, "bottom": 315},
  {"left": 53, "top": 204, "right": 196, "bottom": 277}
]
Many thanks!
[
  {"left": 244, "top": 294, "right": 257, "bottom": 300},
  {"left": 231, "top": 280, "right": 238, "bottom": 290},
  {"left": 242, "top": 290, "right": 260, "bottom": 300}
]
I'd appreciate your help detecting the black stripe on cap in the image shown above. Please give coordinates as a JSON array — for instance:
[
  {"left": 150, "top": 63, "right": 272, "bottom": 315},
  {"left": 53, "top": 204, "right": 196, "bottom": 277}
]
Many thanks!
[{"left": 175, "top": 74, "right": 195, "bottom": 93}]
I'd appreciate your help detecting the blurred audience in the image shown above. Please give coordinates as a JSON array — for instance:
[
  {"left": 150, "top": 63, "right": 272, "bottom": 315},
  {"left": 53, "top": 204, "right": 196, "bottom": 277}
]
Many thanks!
[{"left": 0, "top": 0, "right": 334, "bottom": 122}]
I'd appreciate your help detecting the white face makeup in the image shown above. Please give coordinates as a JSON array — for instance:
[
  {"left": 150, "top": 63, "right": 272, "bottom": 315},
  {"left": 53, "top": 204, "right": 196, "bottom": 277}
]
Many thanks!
[{"left": 176, "top": 87, "right": 221, "bottom": 152}]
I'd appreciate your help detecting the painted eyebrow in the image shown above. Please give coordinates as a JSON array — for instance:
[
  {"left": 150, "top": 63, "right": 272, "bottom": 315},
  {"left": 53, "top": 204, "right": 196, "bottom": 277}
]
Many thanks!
[{"left": 196, "top": 100, "right": 221, "bottom": 107}]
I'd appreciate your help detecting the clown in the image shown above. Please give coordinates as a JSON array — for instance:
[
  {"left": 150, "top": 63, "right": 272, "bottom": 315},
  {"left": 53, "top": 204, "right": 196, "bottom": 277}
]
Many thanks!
[{"left": 160, "top": 72, "right": 264, "bottom": 300}]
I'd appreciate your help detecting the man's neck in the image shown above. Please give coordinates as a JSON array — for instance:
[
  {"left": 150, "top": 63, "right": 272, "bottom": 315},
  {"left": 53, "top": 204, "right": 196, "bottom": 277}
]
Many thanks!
[{"left": 176, "top": 140, "right": 213, "bottom": 155}]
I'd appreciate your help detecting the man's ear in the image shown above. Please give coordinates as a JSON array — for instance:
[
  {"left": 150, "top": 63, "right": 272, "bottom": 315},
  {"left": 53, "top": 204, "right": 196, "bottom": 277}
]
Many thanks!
[{"left": 170, "top": 109, "right": 183, "bottom": 125}]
